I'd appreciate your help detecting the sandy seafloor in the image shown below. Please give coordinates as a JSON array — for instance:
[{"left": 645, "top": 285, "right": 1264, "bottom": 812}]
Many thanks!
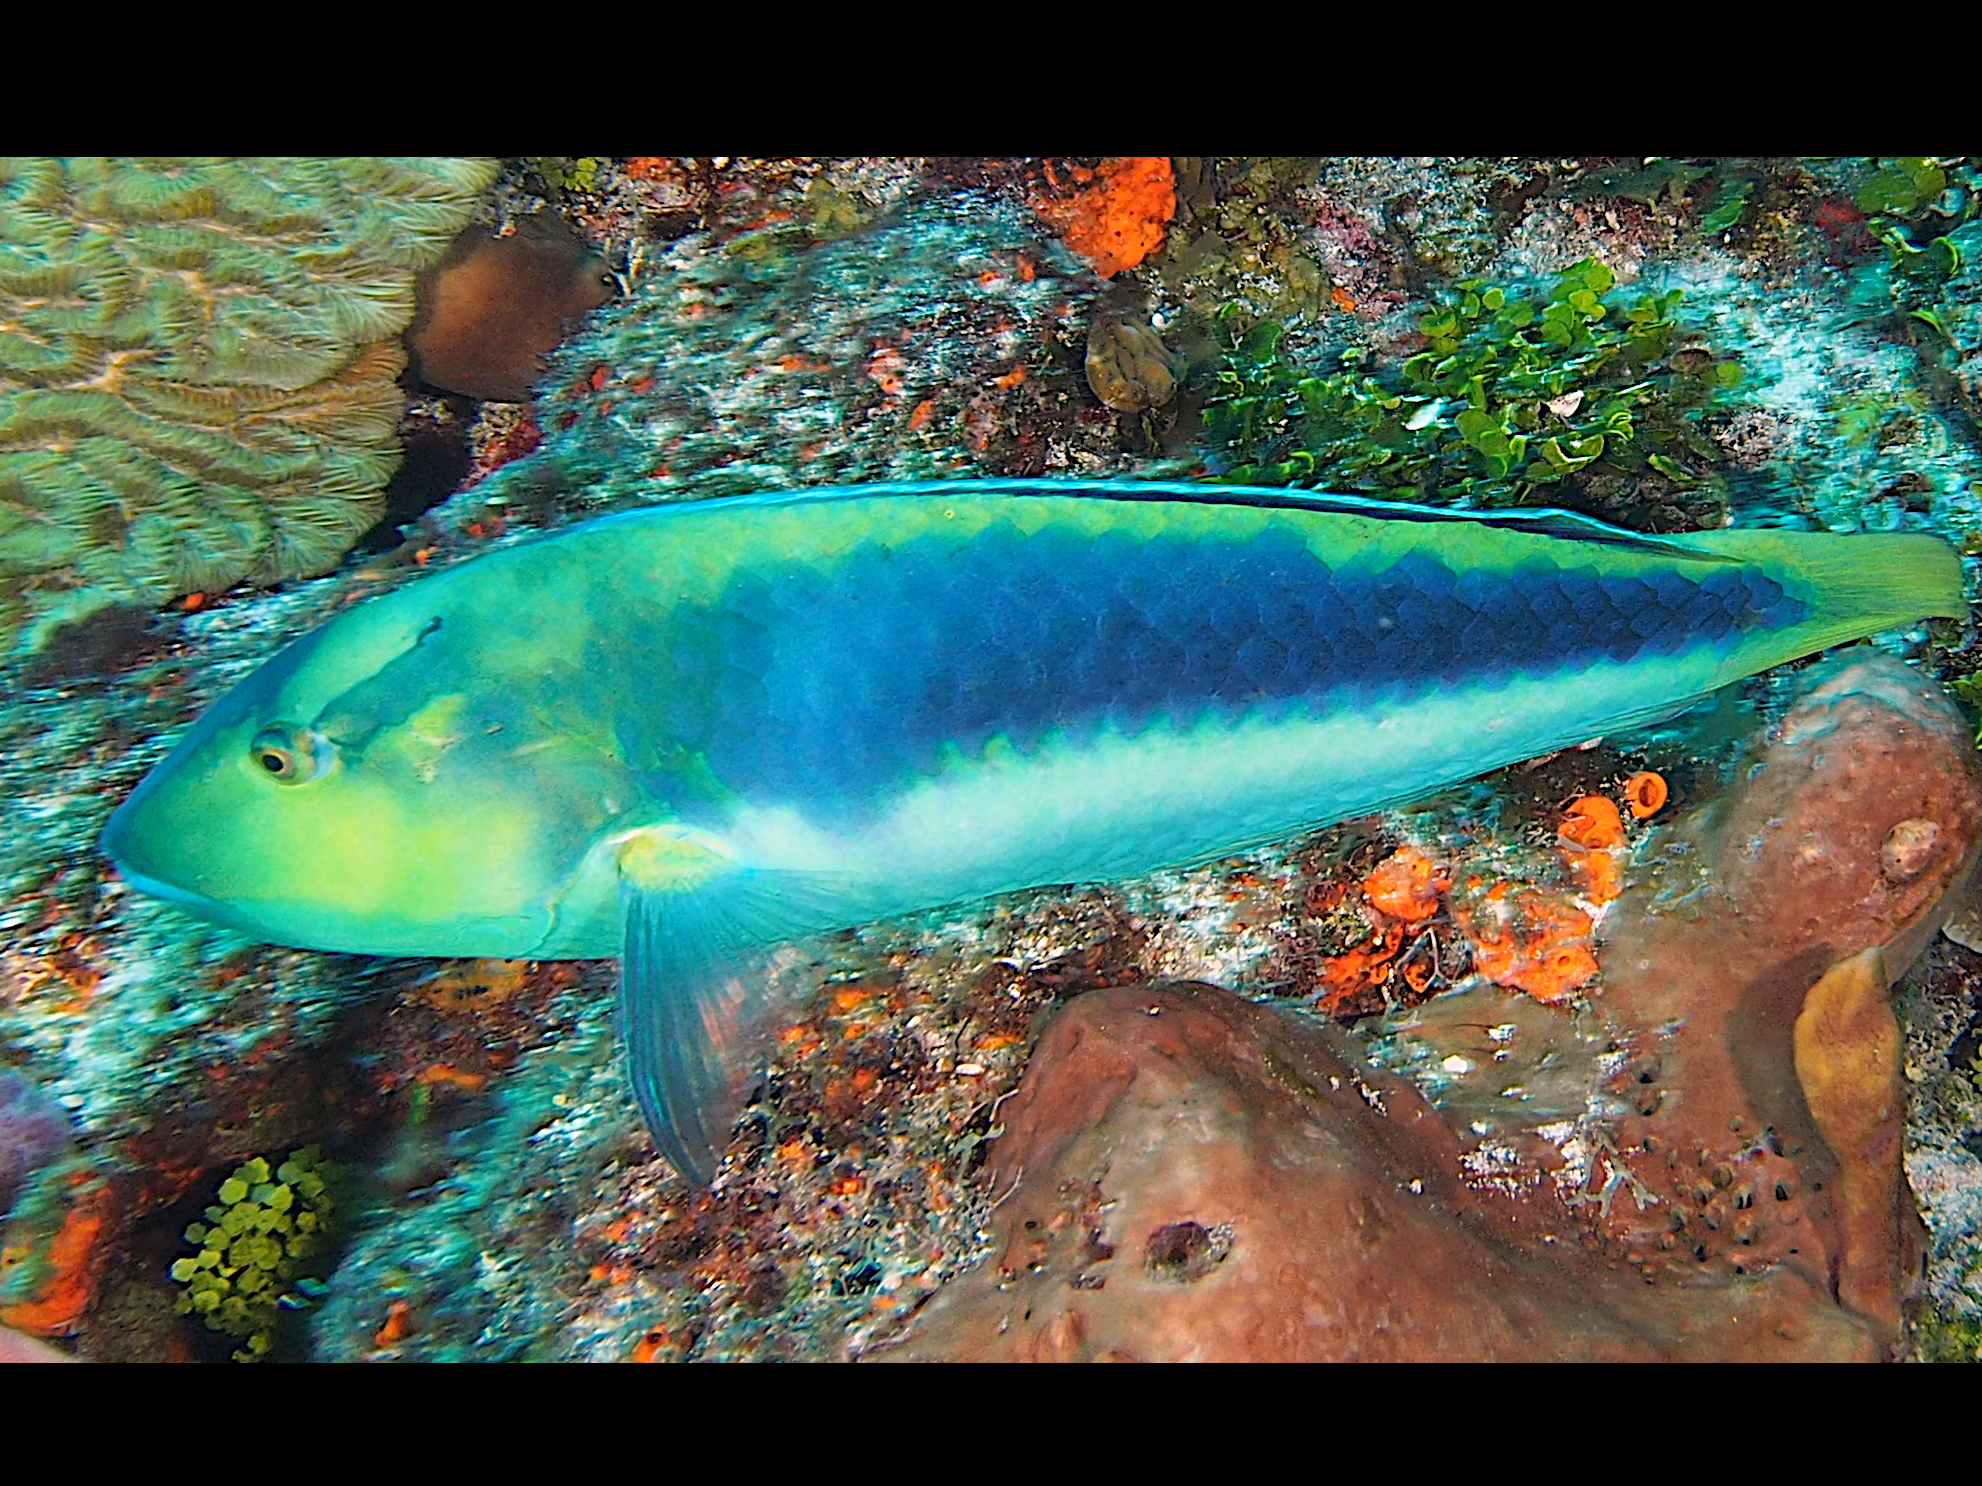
[{"left": 5, "top": 156, "right": 1982, "bottom": 1361}]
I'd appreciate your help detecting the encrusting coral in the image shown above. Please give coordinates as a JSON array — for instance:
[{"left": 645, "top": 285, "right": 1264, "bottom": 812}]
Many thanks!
[
  {"left": 0, "top": 157, "right": 497, "bottom": 655},
  {"left": 1032, "top": 158, "right": 1176, "bottom": 280},
  {"left": 1084, "top": 289, "right": 1186, "bottom": 413}
]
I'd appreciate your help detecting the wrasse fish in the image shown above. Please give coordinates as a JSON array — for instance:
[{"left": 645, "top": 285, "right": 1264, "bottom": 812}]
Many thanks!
[{"left": 101, "top": 480, "right": 1965, "bottom": 1181}]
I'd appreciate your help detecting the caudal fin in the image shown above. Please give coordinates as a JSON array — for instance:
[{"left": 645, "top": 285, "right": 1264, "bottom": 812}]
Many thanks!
[{"left": 1672, "top": 527, "right": 1966, "bottom": 681}]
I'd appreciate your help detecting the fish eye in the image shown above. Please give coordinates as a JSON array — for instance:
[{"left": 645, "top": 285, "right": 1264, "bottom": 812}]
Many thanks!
[{"left": 249, "top": 725, "right": 335, "bottom": 785}]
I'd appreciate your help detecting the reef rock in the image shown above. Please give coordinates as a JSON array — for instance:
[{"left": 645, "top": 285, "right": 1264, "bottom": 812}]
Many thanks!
[
  {"left": 886, "top": 981, "right": 1879, "bottom": 1361},
  {"left": 1084, "top": 294, "right": 1185, "bottom": 413},
  {"left": 1581, "top": 653, "right": 1981, "bottom": 1337},
  {"left": 892, "top": 653, "right": 1980, "bottom": 1362}
]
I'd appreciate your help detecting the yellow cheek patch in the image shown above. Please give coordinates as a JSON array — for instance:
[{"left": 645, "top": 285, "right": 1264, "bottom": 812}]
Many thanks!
[
  {"left": 272, "top": 780, "right": 538, "bottom": 921},
  {"left": 407, "top": 692, "right": 470, "bottom": 745}
]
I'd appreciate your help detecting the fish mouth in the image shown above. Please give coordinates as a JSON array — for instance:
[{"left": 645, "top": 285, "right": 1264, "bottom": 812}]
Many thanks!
[
  {"left": 107, "top": 859, "right": 231, "bottom": 918},
  {"left": 99, "top": 794, "right": 231, "bottom": 923}
]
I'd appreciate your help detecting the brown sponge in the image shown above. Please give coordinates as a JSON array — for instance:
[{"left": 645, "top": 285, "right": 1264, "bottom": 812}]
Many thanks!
[{"left": 407, "top": 214, "right": 617, "bottom": 403}]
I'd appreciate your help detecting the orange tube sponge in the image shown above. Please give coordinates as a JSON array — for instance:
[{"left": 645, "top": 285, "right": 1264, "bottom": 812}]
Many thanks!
[
  {"left": 1623, "top": 771, "right": 1669, "bottom": 819},
  {"left": 1566, "top": 849, "right": 1622, "bottom": 906},
  {"left": 1558, "top": 795, "right": 1625, "bottom": 850},
  {"left": 1360, "top": 846, "right": 1448, "bottom": 923},
  {"left": 1451, "top": 878, "right": 1598, "bottom": 1004},
  {"left": 1315, "top": 923, "right": 1404, "bottom": 1013}
]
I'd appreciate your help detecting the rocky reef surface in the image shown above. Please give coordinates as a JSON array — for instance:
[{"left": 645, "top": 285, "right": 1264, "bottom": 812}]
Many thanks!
[
  {"left": 890, "top": 654, "right": 1978, "bottom": 1360},
  {"left": 5, "top": 158, "right": 1982, "bottom": 1363}
]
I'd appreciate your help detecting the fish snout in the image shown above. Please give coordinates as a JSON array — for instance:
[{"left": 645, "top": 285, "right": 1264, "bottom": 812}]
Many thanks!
[{"left": 99, "top": 784, "right": 227, "bottom": 919}]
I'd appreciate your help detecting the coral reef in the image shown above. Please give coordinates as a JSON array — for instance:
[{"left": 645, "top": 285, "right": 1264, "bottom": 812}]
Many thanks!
[
  {"left": 1302, "top": 786, "right": 1638, "bottom": 1018},
  {"left": 0, "top": 157, "right": 497, "bottom": 655},
  {"left": 893, "top": 654, "right": 1980, "bottom": 1360},
  {"left": 5, "top": 159, "right": 1982, "bottom": 1363},
  {"left": 1156, "top": 158, "right": 1334, "bottom": 332}
]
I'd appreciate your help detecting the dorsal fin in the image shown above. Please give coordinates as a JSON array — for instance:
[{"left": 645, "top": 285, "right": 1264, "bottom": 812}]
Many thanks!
[{"left": 585, "top": 477, "right": 1741, "bottom": 565}]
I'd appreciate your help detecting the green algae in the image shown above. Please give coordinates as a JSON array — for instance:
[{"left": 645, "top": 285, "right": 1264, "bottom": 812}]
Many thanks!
[
  {"left": 169, "top": 1148, "right": 336, "bottom": 1361},
  {"left": 1859, "top": 157, "right": 1955, "bottom": 220},
  {"left": 1158, "top": 158, "right": 1332, "bottom": 326},
  {"left": 1201, "top": 255, "right": 1739, "bottom": 525},
  {"left": 1914, "top": 1307, "right": 1982, "bottom": 1361},
  {"left": 1569, "top": 157, "right": 1765, "bottom": 241},
  {"left": 1858, "top": 158, "right": 1973, "bottom": 331}
]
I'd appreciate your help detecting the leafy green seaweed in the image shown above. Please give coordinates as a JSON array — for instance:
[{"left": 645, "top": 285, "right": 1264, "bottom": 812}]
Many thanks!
[
  {"left": 1858, "top": 157, "right": 1974, "bottom": 311},
  {"left": 1202, "top": 257, "right": 1741, "bottom": 514}
]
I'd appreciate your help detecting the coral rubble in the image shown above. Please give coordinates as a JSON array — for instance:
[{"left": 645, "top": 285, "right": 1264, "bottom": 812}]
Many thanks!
[{"left": 473, "top": 181, "right": 1093, "bottom": 520}]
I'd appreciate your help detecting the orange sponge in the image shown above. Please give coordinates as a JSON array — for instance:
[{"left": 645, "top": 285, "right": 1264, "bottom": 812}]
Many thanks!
[{"left": 1037, "top": 158, "right": 1176, "bottom": 278}]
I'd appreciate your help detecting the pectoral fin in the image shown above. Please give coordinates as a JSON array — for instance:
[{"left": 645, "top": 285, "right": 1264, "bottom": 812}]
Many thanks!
[{"left": 615, "top": 827, "right": 852, "bottom": 1185}]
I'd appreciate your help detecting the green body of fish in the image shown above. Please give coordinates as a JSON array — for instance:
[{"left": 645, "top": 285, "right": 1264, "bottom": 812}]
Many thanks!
[{"left": 101, "top": 479, "right": 1967, "bottom": 1180}]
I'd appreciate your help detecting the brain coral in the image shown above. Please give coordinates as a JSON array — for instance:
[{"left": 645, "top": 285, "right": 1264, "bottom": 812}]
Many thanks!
[{"left": 0, "top": 157, "right": 498, "bottom": 654}]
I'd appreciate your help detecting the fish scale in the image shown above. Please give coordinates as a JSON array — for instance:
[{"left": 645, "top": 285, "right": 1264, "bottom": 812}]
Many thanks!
[
  {"left": 685, "top": 527, "right": 1805, "bottom": 815},
  {"left": 100, "top": 478, "right": 1966, "bottom": 1184}
]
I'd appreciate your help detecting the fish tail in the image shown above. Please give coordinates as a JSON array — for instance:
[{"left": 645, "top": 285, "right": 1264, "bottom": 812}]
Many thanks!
[{"left": 1672, "top": 527, "right": 1967, "bottom": 679}]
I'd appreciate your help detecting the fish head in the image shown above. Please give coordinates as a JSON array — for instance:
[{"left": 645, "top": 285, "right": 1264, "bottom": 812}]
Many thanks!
[{"left": 101, "top": 570, "right": 625, "bottom": 957}]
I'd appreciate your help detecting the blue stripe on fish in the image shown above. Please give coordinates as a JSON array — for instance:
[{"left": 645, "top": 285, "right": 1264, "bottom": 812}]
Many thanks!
[{"left": 658, "top": 523, "right": 1805, "bottom": 813}]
